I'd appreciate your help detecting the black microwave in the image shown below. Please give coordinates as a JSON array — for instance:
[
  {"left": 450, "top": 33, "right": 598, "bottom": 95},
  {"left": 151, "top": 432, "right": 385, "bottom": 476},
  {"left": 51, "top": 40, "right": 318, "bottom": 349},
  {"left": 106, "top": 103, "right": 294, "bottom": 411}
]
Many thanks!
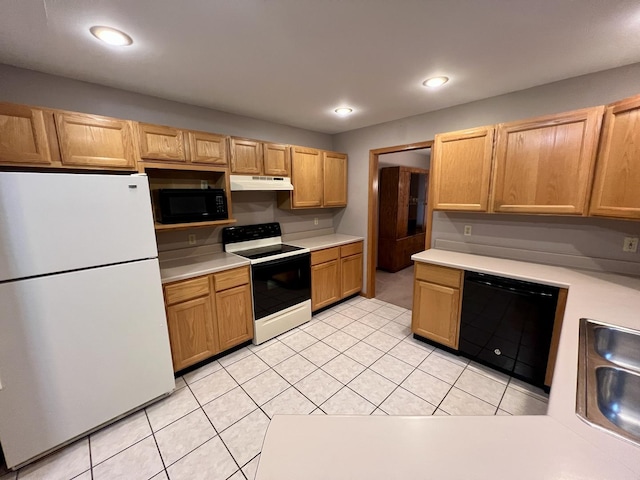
[{"left": 157, "top": 188, "right": 228, "bottom": 224}]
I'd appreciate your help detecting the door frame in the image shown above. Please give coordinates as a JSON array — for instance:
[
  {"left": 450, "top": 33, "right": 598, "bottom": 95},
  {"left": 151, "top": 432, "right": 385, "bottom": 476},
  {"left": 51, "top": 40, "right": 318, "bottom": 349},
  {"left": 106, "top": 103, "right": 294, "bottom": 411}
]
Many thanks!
[{"left": 366, "top": 140, "right": 434, "bottom": 298}]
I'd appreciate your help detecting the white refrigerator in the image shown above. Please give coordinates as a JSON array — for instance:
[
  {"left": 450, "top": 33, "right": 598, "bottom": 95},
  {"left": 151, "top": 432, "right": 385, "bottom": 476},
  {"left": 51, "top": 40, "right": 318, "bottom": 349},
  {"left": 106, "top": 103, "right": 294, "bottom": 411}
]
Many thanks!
[{"left": 0, "top": 172, "right": 175, "bottom": 469}]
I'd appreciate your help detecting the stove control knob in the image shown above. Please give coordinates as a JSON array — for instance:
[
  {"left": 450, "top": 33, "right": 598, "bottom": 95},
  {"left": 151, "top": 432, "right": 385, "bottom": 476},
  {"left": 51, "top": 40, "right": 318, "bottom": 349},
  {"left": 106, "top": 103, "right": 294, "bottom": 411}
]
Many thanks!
[{"left": 494, "top": 349, "right": 502, "bottom": 356}]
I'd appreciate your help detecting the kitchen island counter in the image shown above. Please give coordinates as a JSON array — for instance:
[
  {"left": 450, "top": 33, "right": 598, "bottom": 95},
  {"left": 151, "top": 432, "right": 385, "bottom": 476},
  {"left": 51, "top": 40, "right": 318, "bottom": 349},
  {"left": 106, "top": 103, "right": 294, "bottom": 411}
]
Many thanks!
[{"left": 257, "top": 249, "right": 640, "bottom": 479}]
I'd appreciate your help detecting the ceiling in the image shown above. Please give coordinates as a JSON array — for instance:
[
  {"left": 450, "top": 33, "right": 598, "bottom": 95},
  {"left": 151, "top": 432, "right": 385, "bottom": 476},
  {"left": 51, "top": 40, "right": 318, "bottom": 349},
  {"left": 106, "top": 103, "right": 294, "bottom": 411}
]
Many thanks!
[{"left": 1, "top": 1, "right": 640, "bottom": 134}]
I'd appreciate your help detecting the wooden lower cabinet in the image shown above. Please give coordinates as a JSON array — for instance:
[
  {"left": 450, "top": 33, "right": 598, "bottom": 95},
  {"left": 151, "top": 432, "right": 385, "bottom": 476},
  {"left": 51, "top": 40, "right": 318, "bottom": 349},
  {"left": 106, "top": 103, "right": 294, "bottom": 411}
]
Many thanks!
[
  {"left": 311, "top": 260, "right": 341, "bottom": 310},
  {"left": 311, "top": 241, "right": 363, "bottom": 311},
  {"left": 215, "top": 283, "right": 254, "bottom": 351},
  {"left": 163, "top": 266, "right": 254, "bottom": 372},
  {"left": 411, "top": 263, "right": 463, "bottom": 349},
  {"left": 166, "top": 296, "right": 217, "bottom": 371}
]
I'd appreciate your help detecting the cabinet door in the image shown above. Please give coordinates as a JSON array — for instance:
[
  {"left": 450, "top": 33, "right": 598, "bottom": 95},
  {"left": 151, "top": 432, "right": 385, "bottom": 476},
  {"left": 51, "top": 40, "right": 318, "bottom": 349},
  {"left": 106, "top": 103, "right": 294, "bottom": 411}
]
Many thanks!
[
  {"left": 263, "top": 143, "right": 291, "bottom": 176},
  {"left": 0, "top": 103, "right": 53, "bottom": 165},
  {"left": 323, "top": 151, "right": 348, "bottom": 207},
  {"left": 291, "top": 147, "right": 323, "bottom": 208},
  {"left": 590, "top": 95, "right": 640, "bottom": 219},
  {"left": 215, "top": 284, "right": 254, "bottom": 351},
  {"left": 138, "top": 123, "right": 187, "bottom": 162},
  {"left": 188, "top": 131, "right": 228, "bottom": 166},
  {"left": 166, "top": 296, "right": 216, "bottom": 371},
  {"left": 492, "top": 107, "right": 603, "bottom": 215},
  {"left": 230, "top": 138, "right": 262, "bottom": 174},
  {"left": 341, "top": 253, "right": 363, "bottom": 298},
  {"left": 311, "top": 260, "right": 340, "bottom": 311},
  {"left": 432, "top": 127, "right": 494, "bottom": 211},
  {"left": 412, "top": 280, "right": 460, "bottom": 349},
  {"left": 55, "top": 112, "right": 136, "bottom": 169}
]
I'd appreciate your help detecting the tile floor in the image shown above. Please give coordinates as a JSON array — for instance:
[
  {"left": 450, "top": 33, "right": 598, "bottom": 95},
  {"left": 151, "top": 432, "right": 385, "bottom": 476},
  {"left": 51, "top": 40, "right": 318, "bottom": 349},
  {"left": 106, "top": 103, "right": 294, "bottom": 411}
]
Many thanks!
[{"left": 2, "top": 297, "right": 549, "bottom": 480}]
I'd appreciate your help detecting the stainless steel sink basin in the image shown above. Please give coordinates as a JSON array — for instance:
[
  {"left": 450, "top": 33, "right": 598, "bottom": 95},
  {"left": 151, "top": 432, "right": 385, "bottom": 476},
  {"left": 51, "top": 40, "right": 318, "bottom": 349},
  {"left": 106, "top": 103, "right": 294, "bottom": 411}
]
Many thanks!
[
  {"left": 577, "top": 319, "right": 640, "bottom": 445},
  {"left": 594, "top": 326, "right": 640, "bottom": 371}
]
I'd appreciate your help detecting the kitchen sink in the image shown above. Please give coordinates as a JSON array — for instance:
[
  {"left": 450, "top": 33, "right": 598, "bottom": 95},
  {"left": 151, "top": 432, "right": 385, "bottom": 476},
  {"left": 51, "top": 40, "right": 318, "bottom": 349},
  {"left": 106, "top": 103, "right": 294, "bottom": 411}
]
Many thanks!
[{"left": 577, "top": 319, "right": 640, "bottom": 445}]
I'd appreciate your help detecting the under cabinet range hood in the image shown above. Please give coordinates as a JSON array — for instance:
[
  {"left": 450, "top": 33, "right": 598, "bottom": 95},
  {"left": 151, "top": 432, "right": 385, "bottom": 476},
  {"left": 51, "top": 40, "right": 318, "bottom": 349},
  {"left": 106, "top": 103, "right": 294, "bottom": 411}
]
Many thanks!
[{"left": 230, "top": 175, "right": 294, "bottom": 191}]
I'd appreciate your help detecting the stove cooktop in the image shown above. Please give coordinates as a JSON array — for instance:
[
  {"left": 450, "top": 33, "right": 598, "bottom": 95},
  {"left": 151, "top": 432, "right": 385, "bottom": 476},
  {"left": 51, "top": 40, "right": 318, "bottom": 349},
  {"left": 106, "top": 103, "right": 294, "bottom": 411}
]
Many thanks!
[{"left": 233, "top": 243, "right": 304, "bottom": 260}]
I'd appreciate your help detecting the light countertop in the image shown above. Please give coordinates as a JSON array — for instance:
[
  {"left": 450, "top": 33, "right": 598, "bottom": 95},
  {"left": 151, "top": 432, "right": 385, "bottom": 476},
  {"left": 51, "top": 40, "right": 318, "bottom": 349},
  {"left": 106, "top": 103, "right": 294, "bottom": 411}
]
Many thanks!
[
  {"left": 285, "top": 233, "right": 363, "bottom": 251},
  {"left": 257, "top": 249, "right": 640, "bottom": 479},
  {"left": 159, "top": 252, "right": 249, "bottom": 284}
]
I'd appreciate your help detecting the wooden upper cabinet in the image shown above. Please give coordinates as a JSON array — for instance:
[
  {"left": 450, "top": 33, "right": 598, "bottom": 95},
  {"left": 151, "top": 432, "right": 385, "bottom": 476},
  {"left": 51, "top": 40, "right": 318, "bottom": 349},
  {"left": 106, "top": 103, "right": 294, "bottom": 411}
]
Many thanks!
[
  {"left": 138, "top": 123, "right": 187, "bottom": 162},
  {"left": 230, "top": 137, "right": 262, "bottom": 174},
  {"left": 432, "top": 127, "right": 494, "bottom": 212},
  {"left": 55, "top": 112, "right": 136, "bottom": 169},
  {"left": 323, "top": 151, "right": 348, "bottom": 207},
  {"left": 188, "top": 131, "right": 227, "bottom": 166},
  {"left": 491, "top": 107, "right": 604, "bottom": 215},
  {"left": 590, "top": 95, "right": 640, "bottom": 219},
  {"left": 263, "top": 143, "right": 291, "bottom": 176},
  {"left": 291, "top": 146, "right": 323, "bottom": 208},
  {"left": 0, "top": 103, "right": 53, "bottom": 165}
]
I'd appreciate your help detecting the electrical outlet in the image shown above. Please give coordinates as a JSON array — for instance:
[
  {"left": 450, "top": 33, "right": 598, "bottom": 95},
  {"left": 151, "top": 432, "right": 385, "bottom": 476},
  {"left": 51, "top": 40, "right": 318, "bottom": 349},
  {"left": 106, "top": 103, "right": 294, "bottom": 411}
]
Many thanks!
[
  {"left": 623, "top": 237, "right": 639, "bottom": 253},
  {"left": 314, "top": 217, "right": 319, "bottom": 225},
  {"left": 464, "top": 225, "right": 472, "bottom": 236},
  {"left": 188, "top": 234, "right": 196, "bottom": 245},
  {"left": 200, "top": 180, "right": 208, "bottom": 189}
]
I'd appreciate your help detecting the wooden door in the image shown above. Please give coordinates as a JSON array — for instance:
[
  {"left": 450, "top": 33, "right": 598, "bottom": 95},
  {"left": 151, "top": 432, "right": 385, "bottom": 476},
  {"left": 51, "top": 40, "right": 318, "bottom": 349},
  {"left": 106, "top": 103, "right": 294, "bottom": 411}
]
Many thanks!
[
  {"left": 55, "top": 112, "right": 136, "bottom": 169},
  {"left": 311, "top": 260, "right": 340, "bottom": 311},
  {"left": 0, "top": 103, "right": 53, "bottom": 165},
  {"left": 188, "top": 131, "right": 227, "bottom": 166},
  {"left": 215, "top": 284, "right": 254, "bottom": 351},
  {"left": 492, "top": 107, "right": 603, "bottom": 215},
  {"left": 323, "top": 151, "right": 348, "bottom": 207},
  {"left": 432, "top": 127, "right": 494, "bottom": 211},
  {"left": 263, "top": 143, "right": 291, "bottom": 176},
  {"left": 590, "top": 95, "right": 640, "bottom": 219},
  {"left": 138, "top": 123, "right": 187, "bottom": 162},
  {"left": 291, "top": 147, "right": 323, "bottom": 208},
  {"left": 166, "top": 296, "right": 216, "bottom": 371},
  {"left": 230, "top": 138, "right": 262, "bottom": 174},
  {"left": 341, "top": 253, "right": 363, "bottom": 298},
  {"left": 412, "top": 280, "right": 460, "bottom": 349}
]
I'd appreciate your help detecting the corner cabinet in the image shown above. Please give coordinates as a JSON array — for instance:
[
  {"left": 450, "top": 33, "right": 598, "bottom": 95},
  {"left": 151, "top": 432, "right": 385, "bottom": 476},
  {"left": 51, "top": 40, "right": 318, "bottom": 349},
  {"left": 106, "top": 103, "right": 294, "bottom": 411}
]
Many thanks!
[
  {"left": 491, "top": 107, "right": 604, "bottom": 215},
  {"left": 589, "top": 94, "right": 640, "bottom": 219},
  {"left": 412, "top": 263, "right": 463, "bottom": 349},
  {"left": 431, "top": 127, "right": 494, "bottom": 212},
  {"left": 162, "top": 266, "right": 253, "bottom": 372},
  {"left": 278, "top": 147, "right": 348, "bottom": 209},
  {"left": 311, "top": 241, "right": 363, "bottom": 311}
]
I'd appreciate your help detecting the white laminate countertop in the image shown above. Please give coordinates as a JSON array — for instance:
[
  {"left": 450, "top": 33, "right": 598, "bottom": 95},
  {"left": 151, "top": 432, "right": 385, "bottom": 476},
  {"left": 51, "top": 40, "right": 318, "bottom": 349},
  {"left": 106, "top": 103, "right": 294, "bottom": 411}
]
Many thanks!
[
  {"left": 285, "top": 233, "right": 363, "bottom": 251},
  {"left": 257, "top": 249, "right": 640, "bottom": 480},
  {"left": 159, "top": 252, "right": 249, "bottom": 284}
]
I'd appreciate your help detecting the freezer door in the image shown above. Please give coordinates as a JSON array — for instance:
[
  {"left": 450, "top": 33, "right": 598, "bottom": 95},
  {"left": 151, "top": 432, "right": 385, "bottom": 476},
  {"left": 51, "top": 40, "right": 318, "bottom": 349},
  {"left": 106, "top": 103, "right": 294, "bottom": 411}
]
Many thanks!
[
  {"left": 0, "top": 259, "right": 175, "bottom": 468},
  {"left": 0, "top": 172, "right": 158, "bottom": 281}
]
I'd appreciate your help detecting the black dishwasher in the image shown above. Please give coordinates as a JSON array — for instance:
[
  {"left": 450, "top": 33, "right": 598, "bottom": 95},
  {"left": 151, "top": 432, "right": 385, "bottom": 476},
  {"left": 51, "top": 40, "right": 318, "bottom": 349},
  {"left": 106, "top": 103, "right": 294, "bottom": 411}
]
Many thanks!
[{"left": 459, "top": 271, "right": 559, "bottom": 388}]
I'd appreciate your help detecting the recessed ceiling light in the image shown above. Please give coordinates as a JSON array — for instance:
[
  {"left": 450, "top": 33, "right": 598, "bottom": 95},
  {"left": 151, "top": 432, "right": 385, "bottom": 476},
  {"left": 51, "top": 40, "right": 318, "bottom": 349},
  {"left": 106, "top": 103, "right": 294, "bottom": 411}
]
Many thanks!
[
  {"left": 334, "top": 107, "right": 353, "bottom": 117},
  {"left": 90, "top": 26, "right": 133, "bottom": 46},
  {"left": 422, "top": 76, "right": 449, "bottom": 88}
]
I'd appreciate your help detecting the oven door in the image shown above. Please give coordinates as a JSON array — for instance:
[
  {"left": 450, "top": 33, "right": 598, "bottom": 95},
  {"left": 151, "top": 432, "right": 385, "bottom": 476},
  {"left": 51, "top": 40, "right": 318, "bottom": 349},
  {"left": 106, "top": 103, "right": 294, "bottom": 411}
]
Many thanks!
[{"left": 251, "top": 253, "right": 311, "bottom": 321}]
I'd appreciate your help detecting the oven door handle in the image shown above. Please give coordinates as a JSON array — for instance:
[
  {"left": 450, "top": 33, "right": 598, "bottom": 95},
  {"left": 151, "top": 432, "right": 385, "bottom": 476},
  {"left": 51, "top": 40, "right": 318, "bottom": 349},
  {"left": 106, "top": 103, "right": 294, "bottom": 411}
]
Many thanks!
[{"left": 252, "top": 253, "right": 310, "bottom": 270}]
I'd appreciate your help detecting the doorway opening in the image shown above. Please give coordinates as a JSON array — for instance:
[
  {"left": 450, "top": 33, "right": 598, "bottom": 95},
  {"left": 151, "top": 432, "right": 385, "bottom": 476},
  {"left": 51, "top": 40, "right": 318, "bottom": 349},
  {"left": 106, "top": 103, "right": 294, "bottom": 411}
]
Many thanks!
[{"left": 366, "top": 141, "right": 434, "bottom": 307}]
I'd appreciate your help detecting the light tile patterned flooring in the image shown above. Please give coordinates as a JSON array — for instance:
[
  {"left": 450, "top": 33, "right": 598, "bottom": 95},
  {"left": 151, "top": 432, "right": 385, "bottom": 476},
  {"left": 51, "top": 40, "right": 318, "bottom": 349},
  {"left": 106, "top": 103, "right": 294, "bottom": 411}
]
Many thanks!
[{"left": 2, "top": 297, "right": 549, "bottom": 480}]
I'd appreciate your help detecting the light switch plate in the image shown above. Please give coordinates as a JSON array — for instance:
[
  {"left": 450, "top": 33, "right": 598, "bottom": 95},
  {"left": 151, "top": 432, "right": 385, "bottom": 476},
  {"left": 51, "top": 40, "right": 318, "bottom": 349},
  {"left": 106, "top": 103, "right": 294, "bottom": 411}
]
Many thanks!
[{"left": 623, "top": 237, "right": 639, "bottom": 253}]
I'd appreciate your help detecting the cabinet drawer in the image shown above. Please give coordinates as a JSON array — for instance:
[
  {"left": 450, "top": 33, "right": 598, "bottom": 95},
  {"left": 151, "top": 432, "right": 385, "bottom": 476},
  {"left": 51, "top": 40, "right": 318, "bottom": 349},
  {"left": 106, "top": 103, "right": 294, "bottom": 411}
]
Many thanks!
[
  {"left": 311, "top": 247, "right": 340, "bottom": 266},
  {"left": 164, "top": 276, "right": 210, "bottom": 305},
  {"left": 213, "top": 266, "right": 250, "bottom": 292},
  {"left": 414, "top": 263, "right": 462, "bottom": 288},
  {"left": 340, "top": 241, "right": 363, "bottom": 258}
]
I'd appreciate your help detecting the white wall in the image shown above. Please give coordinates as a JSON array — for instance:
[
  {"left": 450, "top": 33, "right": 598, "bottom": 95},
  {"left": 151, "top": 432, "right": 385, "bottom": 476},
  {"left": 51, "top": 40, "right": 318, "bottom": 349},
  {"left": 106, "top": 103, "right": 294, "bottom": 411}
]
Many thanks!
[
  {"left": 333, "top": 63, "right": 640, "bottom": 292},
  {"left": 0, "top": 64, "right": 338, "bottom": 250},
  {"left": 379, "top": 150, "right": 430, "bottom": 170}
]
